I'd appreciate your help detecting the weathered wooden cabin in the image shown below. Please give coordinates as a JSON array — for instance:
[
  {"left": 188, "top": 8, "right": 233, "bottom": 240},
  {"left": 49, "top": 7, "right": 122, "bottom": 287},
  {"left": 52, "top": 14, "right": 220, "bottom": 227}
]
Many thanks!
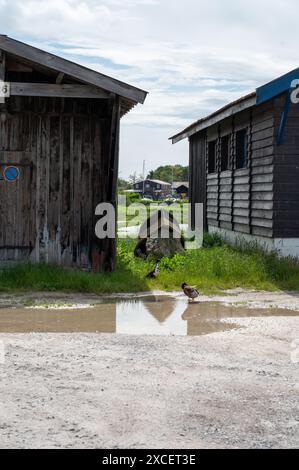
[
  {"left": 171, "top": 68, "right": 299, "bottom": 257},
  {"left": 0, "top": 35, "right": 147, "bottom": 270}
]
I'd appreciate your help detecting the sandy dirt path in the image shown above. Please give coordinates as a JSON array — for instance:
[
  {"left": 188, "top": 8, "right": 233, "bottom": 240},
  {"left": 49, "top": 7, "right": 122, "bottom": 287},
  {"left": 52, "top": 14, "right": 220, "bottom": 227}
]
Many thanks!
[{"left": 0, "top": 314, "right": 298, "bottom": 449}]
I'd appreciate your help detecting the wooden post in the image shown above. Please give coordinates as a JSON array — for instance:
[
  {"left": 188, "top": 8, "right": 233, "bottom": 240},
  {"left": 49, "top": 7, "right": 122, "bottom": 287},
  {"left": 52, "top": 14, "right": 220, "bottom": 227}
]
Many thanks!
[
  {"left": 231, "top": 116, "right": 235, "bottom": 231},
  {"left": 189, "top": 137, "right": 194, "bottom": 231},
  {"left": 216, "top": 124, "right": 221, "bottom": 228},
  {"left": 92, "top": 95, "right": 120, "bottom": 273},
  {"left": 106, "top": 95, "right": 120, "bottom": 272},
  {"left": 0, "top": 50, "right": 5, "bottom": 82},
  {"left": 0, "top": 50, "right": 6, "bottom": 107},
  {"left": 204, "top": 138, "right": 208, "bottom": 232},
  {"left": 248, "top": 110, "right": 253, "bottom": 235}
]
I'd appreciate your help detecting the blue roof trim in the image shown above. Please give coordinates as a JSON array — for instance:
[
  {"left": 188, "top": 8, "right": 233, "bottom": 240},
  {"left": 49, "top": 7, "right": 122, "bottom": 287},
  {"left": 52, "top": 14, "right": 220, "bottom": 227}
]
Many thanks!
[
  {"left": 256, "top": 67, "right": 299, "bottom": 105},
  {"left": 276, "top": 93, "right": 292, "bottom": 146}
]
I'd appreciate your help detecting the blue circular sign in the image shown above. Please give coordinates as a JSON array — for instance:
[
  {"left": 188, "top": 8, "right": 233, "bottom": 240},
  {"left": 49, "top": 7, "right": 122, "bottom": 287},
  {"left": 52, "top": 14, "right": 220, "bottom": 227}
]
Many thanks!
[{"left": 3, "top": 166, "right": 20, "bottom": 183}]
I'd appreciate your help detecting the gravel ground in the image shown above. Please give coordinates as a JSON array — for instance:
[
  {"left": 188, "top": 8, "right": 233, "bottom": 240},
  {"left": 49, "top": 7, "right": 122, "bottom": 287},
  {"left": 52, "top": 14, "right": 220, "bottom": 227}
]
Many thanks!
[{"left": 0, "top": 314, "right": 298, "bottom": 449}]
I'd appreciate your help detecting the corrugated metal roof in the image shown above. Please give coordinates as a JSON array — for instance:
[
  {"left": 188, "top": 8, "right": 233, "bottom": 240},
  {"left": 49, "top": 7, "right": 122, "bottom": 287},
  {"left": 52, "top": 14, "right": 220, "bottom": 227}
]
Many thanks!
[
  {"left": 134, "top": 179, "right": 172, "bottom": 186},
  {"left": 149, "top": 179, "right": 172, "bottom": 186}
]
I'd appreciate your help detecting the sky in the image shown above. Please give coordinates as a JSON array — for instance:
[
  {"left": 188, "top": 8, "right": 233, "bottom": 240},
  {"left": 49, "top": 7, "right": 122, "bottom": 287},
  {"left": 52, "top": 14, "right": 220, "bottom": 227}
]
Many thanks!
[{"left": 0, "top": 0, "right": 298, "bottom": 178}]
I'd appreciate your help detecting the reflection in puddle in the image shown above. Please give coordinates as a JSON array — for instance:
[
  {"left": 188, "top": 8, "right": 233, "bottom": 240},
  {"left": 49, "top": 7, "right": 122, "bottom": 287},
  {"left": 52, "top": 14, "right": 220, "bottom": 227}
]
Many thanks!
[
  {"left": 116, "top": 299, "right": 187, "bottom": 335},
  {"left": 0, "top": 296, "right": 298, "bottom": 336}
]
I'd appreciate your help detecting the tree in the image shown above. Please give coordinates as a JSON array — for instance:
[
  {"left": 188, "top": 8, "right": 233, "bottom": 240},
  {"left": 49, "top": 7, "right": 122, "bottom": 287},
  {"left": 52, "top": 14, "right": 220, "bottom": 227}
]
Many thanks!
[
  {"left": 118, "top": 178, "right": 130, "bottom": 191},
  {"left": 147, "top": 165, "right": 189, "bottom": 183},
  {"left": 128, "top": 172, "right": 143, "bottom": 185}
]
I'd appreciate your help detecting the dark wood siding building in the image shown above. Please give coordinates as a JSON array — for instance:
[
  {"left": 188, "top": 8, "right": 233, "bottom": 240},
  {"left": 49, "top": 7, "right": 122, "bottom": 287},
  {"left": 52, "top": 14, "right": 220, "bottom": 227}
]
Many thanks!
[
  {"left": 133, "top": 179, "right": 171, "bottom": 200},
  {"left": 171, "top": 69, "right": 299, "bottom": 257},
  {"left": 173, "top": 182, "right": 189, "bottom": 198},
  {"left": 0, "top": 35, "right": 147, "bottom": 270}
]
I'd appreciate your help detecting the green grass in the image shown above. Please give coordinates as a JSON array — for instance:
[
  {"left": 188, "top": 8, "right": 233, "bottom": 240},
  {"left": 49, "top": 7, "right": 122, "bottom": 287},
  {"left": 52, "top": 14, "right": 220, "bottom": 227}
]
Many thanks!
[
  {"left": 1, "top": 236, "right": 299, "bottom": 294},
  {"left": 118, "top": 203, "right": 189, "bottom": 227}
]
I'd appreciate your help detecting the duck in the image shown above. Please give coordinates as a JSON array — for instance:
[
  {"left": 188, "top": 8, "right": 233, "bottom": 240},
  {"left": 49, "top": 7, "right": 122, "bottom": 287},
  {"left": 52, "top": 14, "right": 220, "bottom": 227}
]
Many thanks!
[
  {"left": 146, "top": 262, "right": 159, "bottom": 279},
  {"left": 182, "top": 282, "right": 199, "bottom": 302}
]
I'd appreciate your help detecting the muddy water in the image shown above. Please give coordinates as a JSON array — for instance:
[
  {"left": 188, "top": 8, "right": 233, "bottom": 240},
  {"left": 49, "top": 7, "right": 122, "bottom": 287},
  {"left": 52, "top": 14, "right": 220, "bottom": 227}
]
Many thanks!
[{"left": 0, "top": 296, "right": 298, "bottom": 336}]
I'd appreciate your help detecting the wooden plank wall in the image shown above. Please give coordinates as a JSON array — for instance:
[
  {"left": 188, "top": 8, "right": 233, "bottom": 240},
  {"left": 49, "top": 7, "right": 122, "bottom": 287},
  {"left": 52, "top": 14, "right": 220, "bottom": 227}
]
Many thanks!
[
  {"left": 250, "top": 102, "right": 275, "bottom": 238},
  {"left": 193, "top": 101, "right": 275, "bottom": 238},
  {"left": 273, "top": 94, "right": 299, "bottom": 238},
  {"left": 0, "top": 96, "right": 118, "bottom": 269},
  {"left": 189, "top": 132, "right": 207, "bottom": 230},
  {"left": 0, "top": 152, "right": 34, "bottom": 261}
]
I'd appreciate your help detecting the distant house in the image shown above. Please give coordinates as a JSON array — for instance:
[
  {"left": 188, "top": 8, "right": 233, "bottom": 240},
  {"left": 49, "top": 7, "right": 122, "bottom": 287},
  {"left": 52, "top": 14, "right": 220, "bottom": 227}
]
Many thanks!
[
  {"left": 133, "top": 179, "right": 171, "bottom": 200},
  {"left": 173, "top": 182, "right": 189, "bottom": 198},
  {"left": 170, "top": 68, "right": 299, "bottom": 258}
]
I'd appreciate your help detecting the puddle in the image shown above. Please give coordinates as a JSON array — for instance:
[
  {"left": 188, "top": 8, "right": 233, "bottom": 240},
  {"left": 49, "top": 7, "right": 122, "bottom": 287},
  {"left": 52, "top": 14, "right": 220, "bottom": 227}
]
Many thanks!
[{"left": 0, "top": 296, "right": 298, "bottom": 336}]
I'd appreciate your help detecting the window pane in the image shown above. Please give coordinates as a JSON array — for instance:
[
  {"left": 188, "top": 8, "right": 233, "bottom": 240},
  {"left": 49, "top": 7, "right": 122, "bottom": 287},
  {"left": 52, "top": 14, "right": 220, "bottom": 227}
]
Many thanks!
[
  {"left": 221, "top": 135, "right": 230, "bottom": 171},
  {"left": 208, "top": 140, "right": 217, "bottom": 173},
  {"left": 236, "top": 129, "right": 248, "bottom": 169}
]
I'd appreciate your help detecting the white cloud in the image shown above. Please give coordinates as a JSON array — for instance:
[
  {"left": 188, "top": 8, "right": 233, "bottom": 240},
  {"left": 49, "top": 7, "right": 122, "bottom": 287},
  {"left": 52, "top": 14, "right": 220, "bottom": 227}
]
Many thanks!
[{"left": 0, "top": 0, "right": 298, "bottom": 176}]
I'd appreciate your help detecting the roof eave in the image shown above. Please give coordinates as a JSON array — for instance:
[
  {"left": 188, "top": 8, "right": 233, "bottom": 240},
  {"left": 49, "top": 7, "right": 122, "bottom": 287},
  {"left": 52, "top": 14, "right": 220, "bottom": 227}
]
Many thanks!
[
  {"left": 170, "top": 92, "right": 257, "bottom": 144},
  {"left": 0, "top": 35, "right": 148, "bottom": 105}
]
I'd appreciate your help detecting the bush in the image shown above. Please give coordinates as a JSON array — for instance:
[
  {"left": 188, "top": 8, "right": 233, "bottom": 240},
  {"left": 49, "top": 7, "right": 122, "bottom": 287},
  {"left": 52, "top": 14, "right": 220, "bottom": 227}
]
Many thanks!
[
  {"left": 126, "top": 192, "right": 141, "bottom": 205},
  {"left": 140, "top": 198, "right": 153, "bottom": 206},
  {"left": 159, "top": 253, "right": 187, "bottom": 271},
  {"left": 203, "top": 232, "right": 225, "bottom": 248}
]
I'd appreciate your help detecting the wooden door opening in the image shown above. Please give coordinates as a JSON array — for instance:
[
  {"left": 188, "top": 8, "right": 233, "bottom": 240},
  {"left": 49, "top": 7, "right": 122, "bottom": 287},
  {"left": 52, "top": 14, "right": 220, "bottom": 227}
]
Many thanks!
[{"left": 0, "top": 152, "right": 35, "bottom": 261}]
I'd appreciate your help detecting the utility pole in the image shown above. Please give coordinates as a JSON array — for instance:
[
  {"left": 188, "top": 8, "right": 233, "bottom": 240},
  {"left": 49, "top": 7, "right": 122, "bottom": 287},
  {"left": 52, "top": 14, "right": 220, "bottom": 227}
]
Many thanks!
[
  {"left": 142, "top": 160, "right": 146, "bottom": 197},
  {"left": 171, "top": 166, "right": 174, "bottom": 195}
]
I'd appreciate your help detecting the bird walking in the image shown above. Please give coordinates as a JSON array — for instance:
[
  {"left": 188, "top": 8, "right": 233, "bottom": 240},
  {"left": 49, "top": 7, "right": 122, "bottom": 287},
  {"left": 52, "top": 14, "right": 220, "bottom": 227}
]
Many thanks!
[
  {"left": 182, "top": 282, "right": 199, "bottom": 302},
  {"left": 146, "top": 262, "right": 159, "bottom": 279}
]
